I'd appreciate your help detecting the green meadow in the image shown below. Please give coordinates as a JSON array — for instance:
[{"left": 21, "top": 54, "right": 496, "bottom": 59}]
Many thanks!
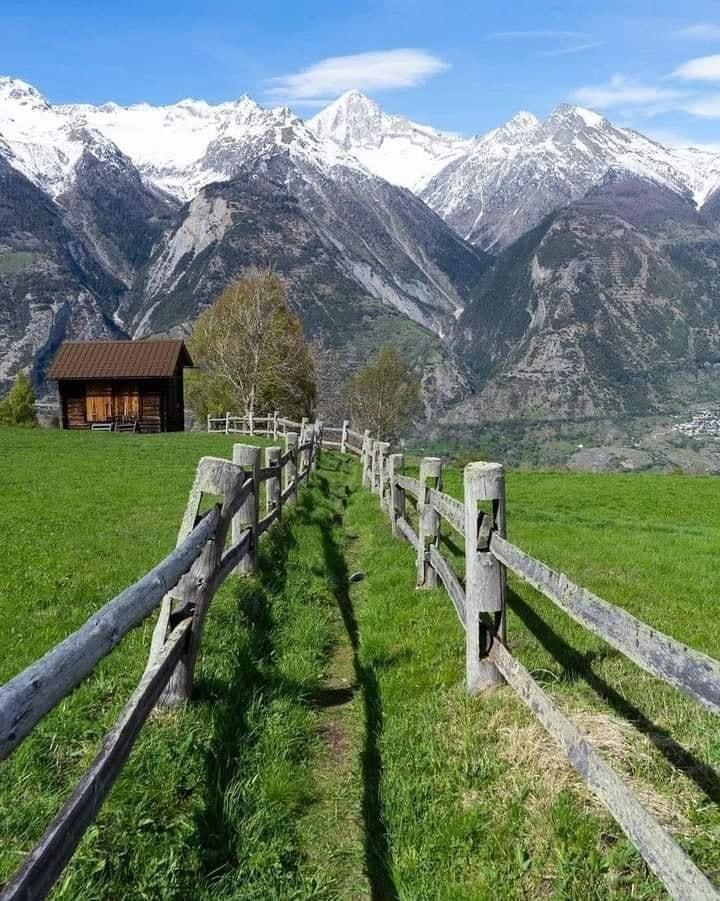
[{"left": 0, "top": 427, "right": 718, "bottom": 898}]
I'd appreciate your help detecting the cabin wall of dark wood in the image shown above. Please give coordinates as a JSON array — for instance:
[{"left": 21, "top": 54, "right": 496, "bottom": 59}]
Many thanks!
[
  {"left": 56, "top": 377, "right": 187, "bottom": 432},
  {"left": 58, "top": 382, "right": 86, "bottom": 430}
]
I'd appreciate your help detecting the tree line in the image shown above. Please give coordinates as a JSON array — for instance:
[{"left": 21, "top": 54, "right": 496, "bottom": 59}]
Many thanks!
[{"left": 185, "top": 269, "right": 421, "bottom": 441}]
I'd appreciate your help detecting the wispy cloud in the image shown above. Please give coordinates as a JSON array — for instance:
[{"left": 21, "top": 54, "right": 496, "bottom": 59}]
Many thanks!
[
  {"left": 539, "top": 41, "right": 604, "bottom": 58},
  {"left": 572, "top": 74, "right": 687, "bottom": 109},
  {"left": 489, "top": 30, "right": 592, "bottom": 40},
  {"left": 672, "top": 54, "right": 720, "bottom": 82},
  {"left": 681, "top": 93, "right": 720, "bottom": 117},
  {"left": 265, "top": 49, "right": 449, "bottom": 104},
  {"left": 674, "top": 23, "right": 720, "bottom": 40}
]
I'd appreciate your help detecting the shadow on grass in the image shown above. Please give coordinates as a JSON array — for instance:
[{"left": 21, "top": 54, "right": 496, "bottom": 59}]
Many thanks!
[
  {"left": 191, "top": 499, "right": 314, "bottom": 888},
  {"left": 508, "top": 588, "right": 720, "bottom": 805},
  {"left": 190, "top": 456, "right": 397, "bottom": 897},
  {"left": 315, "top": 462, "right": 399, "bottom": 901}
]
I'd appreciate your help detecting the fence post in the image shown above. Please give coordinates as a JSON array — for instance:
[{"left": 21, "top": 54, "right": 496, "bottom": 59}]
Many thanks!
[
  {"left": 232, "top": 444, "right": 260, "bottom": 574},
  {"left": 416, "top": 457, "right": 443, "bottom": 589},
  {"left": 248, "top": 410, "right": 254, "bottom": 436},
  {"left": 340, "top": 419, "right": 349, "bottom": 454},
  {"left": 376, "top": 441, "right": 390, "bottom": 501},
  {"left": 387, "top": 453, "right": 404, "bottom": 536},
  {"left": 361, "top": 431, "right": 372, "bottom": 487},
  {"left": 463, "top": 462, "right": 506, "bottom": 693},
  {"left": 285, "top": 431, "right": 298, "bottom": 503},
  {"left": 225, "top": 411, "right": 230, "bottom": 435},
  {"left": 273, "top": 410, "right": 279, "bottom": 440},
  {"left": 265, "top": 446, "right": 281, "bottom": 516},
  {"left": 207, "top": 414, "right": 211, "bottom": 433},
  {"left": 312, "top": 420, "right": 322, "bottom": 470}
]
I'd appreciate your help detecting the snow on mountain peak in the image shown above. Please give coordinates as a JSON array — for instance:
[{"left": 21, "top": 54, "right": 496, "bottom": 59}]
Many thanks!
[
  {"left": 308, "top": 91, "right": 468, "bottom": 190},
  {"left": 546, "top": 103, "right": 607, "bottom": 131},
  {"left": 0, "top": 76, "right": 50, "bottom": 110}
]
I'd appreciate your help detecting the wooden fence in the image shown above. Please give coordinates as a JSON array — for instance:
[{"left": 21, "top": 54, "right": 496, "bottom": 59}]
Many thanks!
[
  {"left": 0, "top": 421, "right": 323, "bottom": 900},
  {"left": 316, "top": 424, "right": 719, "bottom": 900},
  {"left": 4, "top": 411, "right": 719, "bottom": 899}
]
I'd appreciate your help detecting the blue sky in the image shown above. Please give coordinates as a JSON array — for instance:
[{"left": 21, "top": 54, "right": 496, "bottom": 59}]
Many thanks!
[{"left": 3, "top": 0, "right": 720, "bottom": 147}]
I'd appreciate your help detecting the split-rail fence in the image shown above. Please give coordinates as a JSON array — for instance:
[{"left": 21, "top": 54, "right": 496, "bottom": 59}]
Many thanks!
[
  {"left": 308, "top": 415, "right": 719, "bottom": 901},
  {"left": 2, "top": 411, "right": 719, "bottom": 899},
  {"left": 0, "top": 420, "right": 323, "bottom": 900}
]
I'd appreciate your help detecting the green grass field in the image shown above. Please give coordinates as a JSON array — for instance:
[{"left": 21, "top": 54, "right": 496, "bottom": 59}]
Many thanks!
[{"left": 0, "top": 427, "right": 718, "bottom": 898}]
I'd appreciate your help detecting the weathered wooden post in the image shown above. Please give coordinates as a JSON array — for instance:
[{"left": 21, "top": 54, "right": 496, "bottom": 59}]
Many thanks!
[
  {"left": 273, "top": 410, "right": 279, "bottom": 440},
  {"left": 375, "top": 441, "right": 390, "bottom": 501},
  {"left": 225, "top": 411, "right": 231, "bottom": 434},
  {"left": 361, "top": 430, "right": 372, "bottom": 487},
  {"left": 206, "top": 414, "right": 211, "bottom": 433},
  {"left": 387, "top": 453, "right": 404, "bottom": 536},
  {"left": 416, "top": 457, "right": 442, "bottom": 588},
  {"left": 312, "top": 420, "right": 322, "bottom": 470},
  {"left": 248, "top": 410, "right": 254, "bottom": 436},
  {"left": 232, "top": 444, "right": 260, "bottom": 574},
  {"left": 285, "top": 431, "right": 298, "bottom": 503},
  {"left": 265, "top": 446, "right": 281, "bottom": 516},
  {"left": 463, "top": 462, "right": 506, "bottom": 693},
  {"left": 340, "top": 419, "right": 350, "bottom": 454}
]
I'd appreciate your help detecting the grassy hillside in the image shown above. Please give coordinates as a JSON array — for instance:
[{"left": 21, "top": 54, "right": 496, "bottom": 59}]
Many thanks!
[{"left": 0, "top": 427, "right": 718, "bottom": 897}]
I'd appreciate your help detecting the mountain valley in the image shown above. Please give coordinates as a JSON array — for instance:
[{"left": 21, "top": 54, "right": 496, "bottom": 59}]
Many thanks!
[{"left": 1, "top": 75, "right": 720, "bottom": 437}]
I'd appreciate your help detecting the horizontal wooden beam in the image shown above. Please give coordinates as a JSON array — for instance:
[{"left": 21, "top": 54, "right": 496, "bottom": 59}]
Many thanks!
[
  {"left": 490, "top": 534, "right": 720, "bottom": 716},
  {"left": 395, "top": 475, "right": 422, "bottom": 500},
  {"left": 214, "top": 527, "right": 252, "bottom": 588},
  {"left": 426, "top": 487, "right": 465, "bottom": 536},
  {"left": 280, "top": 482, "right": 296, "bottom": 504},
  {"left": 259, "top": 464, "right": 281, "bottom": 482},
  {"left": 428, "top": 546, "right": 466, "bottom": 627},
  {"left": 1, "top": 617, "right": 193, "bottom": 901},
  {"left": 490, "top": 640, "right": 719, "bottom": 900},
  {"left": 0, "top": 507, "right": 220, "bottom": 762},
  {"left": 257, "top": 506, "right": 279, "bottom": 537},
  {"left": 395, "top": 516, "right": 419, "bottom": 551}
]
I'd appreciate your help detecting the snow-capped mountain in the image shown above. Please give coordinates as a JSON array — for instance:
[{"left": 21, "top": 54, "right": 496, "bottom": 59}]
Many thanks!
[
  {"left": 59, "top": 93, "right": 369, "bottom": 201},
  {"left": 0, "top": 75, "right": 489, "bottom": 402},
  {"left": 307, "top": 90, "right": 468, "bottom": 190},
  {"left": 0, "top": 76, "right": 138, "bottom": 198},
  {"left": 420, "top": 103, "right": 720, "bottom": 250}
]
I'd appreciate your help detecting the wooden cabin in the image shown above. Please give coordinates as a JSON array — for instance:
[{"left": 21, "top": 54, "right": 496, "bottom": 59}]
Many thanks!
[{"left": 47, "top": 339, "right": 193, "bottom": 432}]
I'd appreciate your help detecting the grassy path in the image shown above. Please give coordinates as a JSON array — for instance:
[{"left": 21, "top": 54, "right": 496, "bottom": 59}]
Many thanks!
[{"left": 1, "top": 429, "right": 719, "bottom": 897}]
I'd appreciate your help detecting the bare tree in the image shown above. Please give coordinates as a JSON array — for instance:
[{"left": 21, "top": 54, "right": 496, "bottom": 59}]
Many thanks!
[
  {"left": 186, "top": 269, "right": 315, "bottom": 419},
  {"left": 349, "top": 344, "right": 421, "bottom": 442}
]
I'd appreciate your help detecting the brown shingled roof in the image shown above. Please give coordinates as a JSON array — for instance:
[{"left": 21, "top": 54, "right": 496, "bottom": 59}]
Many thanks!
[{"left": 47, "top": 340, "right": 193, "bottom": 380}]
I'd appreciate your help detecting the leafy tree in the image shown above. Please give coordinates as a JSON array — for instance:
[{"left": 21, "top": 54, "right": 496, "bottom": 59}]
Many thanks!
[
  {"left": 349, "top": 344, "right": 421, "bottom": 442},
  {"left": 0, "top": 372, "right": 38, "bottom": 426},
  {"left": 186, "top": 269, "right": 316, "bottom": 421}
]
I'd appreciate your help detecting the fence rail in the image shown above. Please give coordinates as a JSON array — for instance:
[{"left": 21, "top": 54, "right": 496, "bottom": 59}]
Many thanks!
[
  {"left": 0, "top": 419, "right": 324, "bottom": 900},
  {"left": 314, "top": 420, "right": 720, "bottom": 900}
]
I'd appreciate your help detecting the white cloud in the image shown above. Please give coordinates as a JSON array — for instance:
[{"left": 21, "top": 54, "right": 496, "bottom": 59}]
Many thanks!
[
  {"left": 539, "top": 41, "right": 604, "bottom": 58},
  {"left": 681, "top": 93, "right": 720, "bottom": 117},
  {"left": 674, "top": 23, "right": 720, "bottom": 40},
  {"left": 572, "top": 74, "right": 687, "bottom": 109},
  {"left": 672, "top": 54, "right": 720, "bottom": 82},
  {"left": 265, "top": 49, "right": 449, "bottom": 103}
]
